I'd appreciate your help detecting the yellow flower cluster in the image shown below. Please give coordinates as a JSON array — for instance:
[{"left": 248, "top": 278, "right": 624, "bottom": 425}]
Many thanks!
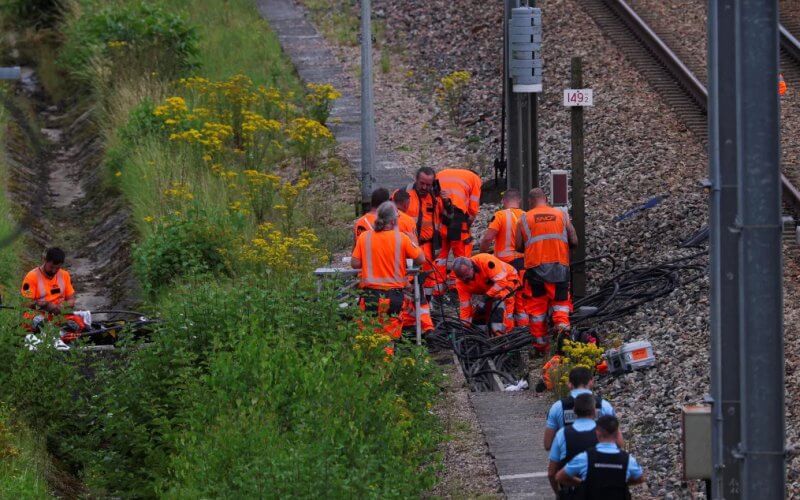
[
  {"left": 107, "top": 40, "right": 129, "bottom": 49},
  {"left": 239, "top": 223, "right": 326, "bottom": 272},
  {"left": 286, "top": 117, "right": 333, "bottom": 144},
  {"left": 551, "top": 340, "right": 606, "bottom": 397},
  {"left": 163, "top": 181, "right": 195, "bottom": 201},
  {"left": 169, "top": 122, "right": 233, "bottom": 152},
  {"left": 436, "top": 70, "right": 472, "bottom": 124},
  {"left": 306, "top": 82, "right": 341, "bottom": 105}
]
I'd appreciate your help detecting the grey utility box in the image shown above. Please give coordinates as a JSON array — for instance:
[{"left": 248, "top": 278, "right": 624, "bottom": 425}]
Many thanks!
[
  {"left": 509, "top": 7, "right": 543, "bottom": 93},
  {"left": 682, "top": 405, "right": 712, "bottom": 480}
]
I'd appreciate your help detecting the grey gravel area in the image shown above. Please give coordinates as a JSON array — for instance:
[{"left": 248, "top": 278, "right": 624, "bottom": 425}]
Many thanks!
[{"left": 380, "top": 0, "right": 710, "bottom": 497}]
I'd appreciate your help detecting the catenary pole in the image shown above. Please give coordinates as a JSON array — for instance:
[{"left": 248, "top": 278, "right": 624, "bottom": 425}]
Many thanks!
[
  {"left": 734, "top": 0, "right": 784, "bottom": 497},
  {"left": 360, "top": 0, "right": 376, "bottom": 214}
]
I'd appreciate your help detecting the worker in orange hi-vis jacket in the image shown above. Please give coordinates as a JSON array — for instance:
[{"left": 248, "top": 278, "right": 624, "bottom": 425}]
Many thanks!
[
  {"left": 351, "top": 202, "right": 425, "bottom": 355},
  {"left": 452, "top": 254, "right": 522, "bottom": 336},
  {"left": 516, "top": 188, "right": 578, "bottom": 353},
  {"left": 403, "top": 167, "right": 445, "bottom": 298},
  {"left": 353, "top": 187, "right": 390, "bottom": 247},
  {"left": 779, "top": 73, "right": 787, "bottom": 96},
  {"left": 480, "top": 188, "right": 525, "bottom": 270},
  {"left": 434, "top": 168, "right": 482, "bottom": 292},
  {"left": 392, "top": 189, "right": 435, "bottom": 335}
]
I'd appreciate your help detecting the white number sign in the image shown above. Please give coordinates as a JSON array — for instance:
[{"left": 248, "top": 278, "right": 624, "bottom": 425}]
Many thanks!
[{"left": 563, "top": 88, "right": 593, "bottom": 107}]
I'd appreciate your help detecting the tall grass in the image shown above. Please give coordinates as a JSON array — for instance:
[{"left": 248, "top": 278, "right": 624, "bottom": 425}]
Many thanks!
[{"left": 0, "top": 0, "right": 443, "bottom": 497}]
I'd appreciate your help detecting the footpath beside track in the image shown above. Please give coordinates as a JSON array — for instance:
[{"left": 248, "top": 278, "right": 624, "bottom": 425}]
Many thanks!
[{"left": 257, "top": 0, "right": 409, "bottom": 191}]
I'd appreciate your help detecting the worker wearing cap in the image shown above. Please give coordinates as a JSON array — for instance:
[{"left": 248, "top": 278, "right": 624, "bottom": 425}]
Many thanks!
[
  {"left": 544, "top": 366, "right": 617, "bottom": 451},
  {"left": 351, "top": 202, "right": 425, "bottom": 346},
  {"left": 556, "top": 415, "right": 645, "bottom": 498},
  {"left": 452, "top": 254, "right": 521, "bottom": 335},
  {"left": 393, "top": 189, "right": 435, "bottom": 335},
  {"left": 21, "top": 247, "right": 75, "bottom": 316},
  {"left": 353, "top": 187, "right": 390, "bottom": 247},
  {"left": 404, "top": 167, "right": 444, "bottom": 298},
  {"left": 435, "top": 168, "right": 482, "bottom": 292},
  {"left": 516, "top": 187, "right": 578, "bottom": 352}
]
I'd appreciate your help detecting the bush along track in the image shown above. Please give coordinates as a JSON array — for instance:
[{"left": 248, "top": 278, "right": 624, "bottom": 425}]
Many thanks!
[{"left": 0, "top": 0, "right": 443, "bottom": 497}]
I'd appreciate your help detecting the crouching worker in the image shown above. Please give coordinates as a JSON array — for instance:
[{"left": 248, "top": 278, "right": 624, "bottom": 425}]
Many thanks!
[
  {"left": 351, "top": 202, "right": 425, "bottom": 355},
  {"left": 452, "top": 253, "right": 522, "bottom": 336},
  {"left": 556, "top": 415, "right": 645, "bottom": 499},
  {"left": 20, "top": 247, "right": 86, "bottom": 344}
]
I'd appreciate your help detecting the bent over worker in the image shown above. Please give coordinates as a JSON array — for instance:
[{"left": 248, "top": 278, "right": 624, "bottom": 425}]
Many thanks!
[
  {"left": 479, "top": 188, "right": 525, "bottom": 270},
  {"left": 351, "top": 202, "right": 425, "bottom": 349},
  {"left": 21, "top": 247, "right": 75, "bottom": 316},
  {"left": 516, "top": 187, "right": 578, "bottom": 352},
  {"left": 451, "top": 254, "right": 521, "bottom": 335}
]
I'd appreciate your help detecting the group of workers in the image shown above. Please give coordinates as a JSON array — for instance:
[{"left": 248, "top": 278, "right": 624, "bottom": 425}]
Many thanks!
[{"left": 350, "top": 166, "right": 577, "bottom": 354}]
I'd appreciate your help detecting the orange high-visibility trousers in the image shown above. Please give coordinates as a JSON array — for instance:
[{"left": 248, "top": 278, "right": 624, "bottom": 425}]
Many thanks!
[
  {"left": 524, "top": 280, "right": 572, "bottom": 352},
  {"left": 358, "top": 289, "right": 404, "bottom": 340},
  {"left": 419, "top": 241, "right": 439, "bottom": 298},
  {"left": 434, "top": 226, "right": 474, "bottom": 294},
  {"left": 399, "top": 295, "right": 435, "bottom": 333}
]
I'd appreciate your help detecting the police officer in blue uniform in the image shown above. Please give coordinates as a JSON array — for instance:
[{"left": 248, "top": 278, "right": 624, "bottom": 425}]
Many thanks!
[
  {"left": 556, "top": 415, "right": 645, "bottom": 499},
  {"left": 544, "top": 366, "right": 616, "bottom": 451},
  {"left": 547, "top": 393, "right": 600, "bottom": 497}
]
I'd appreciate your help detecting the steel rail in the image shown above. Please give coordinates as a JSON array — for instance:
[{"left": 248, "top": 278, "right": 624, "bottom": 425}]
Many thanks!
[{"left": 598, "top": 0, "right": 800, "bottom": 212}]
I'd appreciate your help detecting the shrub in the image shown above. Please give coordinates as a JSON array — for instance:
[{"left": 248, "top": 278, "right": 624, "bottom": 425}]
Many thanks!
[
  {"left": 304, "top": 82, "right": 341, "bottom": 125},
  {"left": 60, "top": 3, "right": 199, "bottom": 84},
  {"left": 436, "top": 70, "right": 471, "bottom": 124},
  {"left": 550, "top": 339, "right": 605, "bottom": 398},
  {"left": 133, "top": 211, "right": 233, "bottom": 295},
  {"left": 1, "top": 0, "right": 63, "bottom": 28}
]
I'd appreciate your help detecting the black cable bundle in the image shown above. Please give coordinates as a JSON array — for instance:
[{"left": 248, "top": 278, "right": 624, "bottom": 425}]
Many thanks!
[{"left": 572, "top": 251, "right": 707, "bottom": 326}]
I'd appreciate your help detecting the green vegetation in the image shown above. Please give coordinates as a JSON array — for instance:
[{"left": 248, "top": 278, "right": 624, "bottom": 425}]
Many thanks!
[
  {"left": 0, "top": 405, "right": 50, "bottom": 498},
  {"left": 0, "top": 0, "right": 444, "bottom": 497}
]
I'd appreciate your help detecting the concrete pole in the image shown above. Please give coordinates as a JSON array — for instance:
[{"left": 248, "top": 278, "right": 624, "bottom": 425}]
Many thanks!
[
  {"left": 735, "top": 0, "right": 784, "bottom": 496},
  {"left": 360, "top": 0, "right": 376, "bottom": 214},
  {"left": 708, "top": 0, "right": 743, "bottom": 496}
]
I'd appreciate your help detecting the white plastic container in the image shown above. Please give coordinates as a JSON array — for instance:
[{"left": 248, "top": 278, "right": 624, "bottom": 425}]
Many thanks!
[{"left": 605, "top": 340, "right": 656, "bottom": 374}]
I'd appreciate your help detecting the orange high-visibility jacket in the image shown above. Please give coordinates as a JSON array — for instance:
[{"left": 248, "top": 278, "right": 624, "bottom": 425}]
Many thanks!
[
  {"left": 404, "top": 186, "right": 440, "bottom": 243},
  {"left": 398, "top": 211, "right": 418, "bottom": 243},
  {"left": 352, "top": 229, "right": 422, "bottom": 290},
  {"left": 353, "top": 212, "right": 377, "bottom": 244},
  {"left": 437, "top": 168, "right": 482, "bottom": 218},
  {"left": 487, "top": 207, "right": 525, "bottom": 262},
  {"left": 779, "top": 73, "right": 787, "bottom": 96},
  {"left": 520, "top": 205, "right": 570, "bottom": 269},
  {"left": 455, "top": 254, "right": 521, "bottom": 321},
  {"left": 21, "top": 267, "right": 74, "bottom": 305}
]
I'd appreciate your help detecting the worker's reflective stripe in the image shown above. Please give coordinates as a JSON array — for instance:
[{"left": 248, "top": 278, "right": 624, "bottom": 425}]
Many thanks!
[
  {"left": 521, "top": 212, "right": 567, "bottom": 246},
  {"left": 491, "top": 322, "right": 506, "bottom": 333},
  {"left": 515, "top": 313, "right": 529, "bottom": 320},
  {"left": 419, "top": 305, "right": 431, "bottom": 314},
  {"left": 470, "top": 195, "right": 480, "bottom": 202},
  {"left": 423, "top": 286, "right": 434, "bottom": 295},
  {"left": 359, "top": 215, "right": 374, "bottom": 231},
  {"left": 530, "top": 314, "right": 546, "bottom": 323},
  {"left": 439, "top": 175, "right": 470, "bottom": 191},
  {"left": 363, "top": 230, "right": 404, "bottom": 286},
  {"left": 435, "top": 258, "right": 448, "bottom": 266},
  {"left": 497, "top": 209, "right": 519, "bottom": 258},
  {"left": 552, "top": 305, "right": 571, "bottom": 313},
  {"left": 35, "top": 269, "right": 65, "bottom": 301},
  {"left": 35, "top": 270, "right": 47, "bottom": 300},
  {"left": 459, "top": 300, "right": 471, "bottom": 309}
]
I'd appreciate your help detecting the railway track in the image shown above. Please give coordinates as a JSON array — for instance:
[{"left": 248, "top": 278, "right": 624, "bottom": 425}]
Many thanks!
[{"left": 578, "top": 0, "right": 800, "bottom": 213}]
